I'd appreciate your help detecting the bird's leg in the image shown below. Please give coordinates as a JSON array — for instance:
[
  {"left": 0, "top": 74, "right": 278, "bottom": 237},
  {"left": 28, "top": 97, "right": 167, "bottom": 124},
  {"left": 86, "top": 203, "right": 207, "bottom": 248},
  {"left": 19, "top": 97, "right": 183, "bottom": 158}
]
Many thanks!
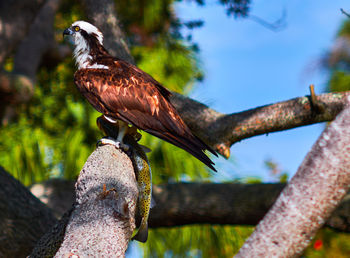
[
  {"left": 97, "top": 120, "right": 131, "bottom": 151},
  {"left": 116, "top": 122, "right": 127, "bottom": 143}
]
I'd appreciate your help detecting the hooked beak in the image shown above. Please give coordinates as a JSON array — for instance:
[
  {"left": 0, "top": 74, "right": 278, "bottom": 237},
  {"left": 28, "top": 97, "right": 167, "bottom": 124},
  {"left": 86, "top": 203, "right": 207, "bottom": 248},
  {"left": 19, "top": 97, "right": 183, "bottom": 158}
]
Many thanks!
[{"left": 63, "top": 27, "right": 74, "bottom": 38}]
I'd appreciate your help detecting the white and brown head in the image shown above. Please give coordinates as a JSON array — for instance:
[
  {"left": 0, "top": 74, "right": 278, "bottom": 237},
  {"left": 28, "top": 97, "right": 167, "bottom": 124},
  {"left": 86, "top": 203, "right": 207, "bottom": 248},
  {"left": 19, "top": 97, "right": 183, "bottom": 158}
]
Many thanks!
[{"left": 63, "top": 21, "right": 108, "bottom": 69}]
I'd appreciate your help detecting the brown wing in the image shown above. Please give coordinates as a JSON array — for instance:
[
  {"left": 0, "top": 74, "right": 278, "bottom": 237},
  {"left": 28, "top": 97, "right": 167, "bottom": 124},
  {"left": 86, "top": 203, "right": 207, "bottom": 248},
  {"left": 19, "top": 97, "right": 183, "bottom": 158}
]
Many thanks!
[{"left": 74, "top": 59, "right": 217, "bottom": 171}]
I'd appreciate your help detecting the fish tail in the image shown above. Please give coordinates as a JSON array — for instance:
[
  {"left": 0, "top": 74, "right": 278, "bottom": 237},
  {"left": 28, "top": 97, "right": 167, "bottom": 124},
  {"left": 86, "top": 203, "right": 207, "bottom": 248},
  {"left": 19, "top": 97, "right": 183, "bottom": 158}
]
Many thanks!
[{"left": 132, "top": 217, "right": 148, "bottom": 243}]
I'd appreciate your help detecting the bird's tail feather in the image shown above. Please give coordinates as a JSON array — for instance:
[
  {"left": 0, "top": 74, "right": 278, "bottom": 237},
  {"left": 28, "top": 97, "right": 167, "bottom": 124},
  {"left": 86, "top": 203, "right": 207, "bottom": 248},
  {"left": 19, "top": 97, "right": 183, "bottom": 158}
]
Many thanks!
[{"left": 146, "top": 130, "right": 217, "bottom": 172}]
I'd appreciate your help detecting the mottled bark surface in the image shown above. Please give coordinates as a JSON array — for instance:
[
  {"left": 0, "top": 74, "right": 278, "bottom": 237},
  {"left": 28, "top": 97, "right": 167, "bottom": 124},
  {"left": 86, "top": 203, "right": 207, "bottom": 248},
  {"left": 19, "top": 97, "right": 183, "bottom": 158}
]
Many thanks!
[
  {"left": 236, "top": 101, "right": 350, "bottom": 257},
  {"left": 171, "top": 91, "right": 350, "bottom": 157},
  {"left": 31, "top": 145, "right": 138, "bottom": 257}
]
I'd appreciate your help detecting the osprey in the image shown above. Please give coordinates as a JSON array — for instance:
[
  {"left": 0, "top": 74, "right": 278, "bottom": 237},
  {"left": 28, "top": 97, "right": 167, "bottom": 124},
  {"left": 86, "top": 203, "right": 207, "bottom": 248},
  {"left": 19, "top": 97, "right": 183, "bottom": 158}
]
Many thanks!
[{"left": 63, "top": 21, "right": 217, "bottom": 171}]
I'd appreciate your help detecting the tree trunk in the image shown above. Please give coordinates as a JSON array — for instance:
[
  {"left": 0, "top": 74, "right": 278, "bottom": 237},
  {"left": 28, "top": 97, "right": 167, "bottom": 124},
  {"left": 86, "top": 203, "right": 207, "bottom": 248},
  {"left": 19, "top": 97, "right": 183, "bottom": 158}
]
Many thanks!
[{"left": 236, "top": 103, "right": 350, "bottom": 257}]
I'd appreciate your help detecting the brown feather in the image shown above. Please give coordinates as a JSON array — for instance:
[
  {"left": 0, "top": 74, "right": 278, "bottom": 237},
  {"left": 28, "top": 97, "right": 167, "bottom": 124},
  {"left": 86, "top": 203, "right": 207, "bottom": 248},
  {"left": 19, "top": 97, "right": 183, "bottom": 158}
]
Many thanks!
[{"left": 74, "top": 57, "right": 217, "bottom": 171}]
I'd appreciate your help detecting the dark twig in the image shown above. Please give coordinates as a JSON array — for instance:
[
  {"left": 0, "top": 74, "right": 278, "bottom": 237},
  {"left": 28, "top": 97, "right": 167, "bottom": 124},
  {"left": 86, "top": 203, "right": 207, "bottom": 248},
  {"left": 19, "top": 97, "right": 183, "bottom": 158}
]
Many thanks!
[
  {"left": 248, "top": 8, "right": 287, "bottom": 32},
  {"left": 309, "top": 84, "right": 325, "bottom": 114},
  {"left": 341, "top": 8, "right": 350, "bottom": 18}
]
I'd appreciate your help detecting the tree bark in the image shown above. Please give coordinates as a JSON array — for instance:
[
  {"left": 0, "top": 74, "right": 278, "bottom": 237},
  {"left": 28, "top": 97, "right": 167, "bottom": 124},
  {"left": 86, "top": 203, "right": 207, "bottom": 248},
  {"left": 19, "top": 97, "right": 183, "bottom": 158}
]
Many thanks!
[
  {"left": 0, "top": 167, "right": 56, "bottom": 258},
  {"left": 0, "top": 0, "right": 64, "bottom": 125},
  {"left": 30, "top": 145, "right": 138, "bottom": 257},
  {"left": 81, "top": 0, "right": 134, "bottom": 64},
  {"left": 170, "top": 91, "right": 350, "bottom": 158},
  {"left": 1, "top": 168, "right": 350, "bottom": 256},
  {"left": 236, "top": 101, "right": 350, "bottom": 257},
  {"left": 0, "top": 0, "right": 45, "bottom": 66},
  {"left": 29, "top": 180, "right": 350, "bottom": 233},
  {"left": 13, "top": 0, "right": 62, "bottom": 81}
]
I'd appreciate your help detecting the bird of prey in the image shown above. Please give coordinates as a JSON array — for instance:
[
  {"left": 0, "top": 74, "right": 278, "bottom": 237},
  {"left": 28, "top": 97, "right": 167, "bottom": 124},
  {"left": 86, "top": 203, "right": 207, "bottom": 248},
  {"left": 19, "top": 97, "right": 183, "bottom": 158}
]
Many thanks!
[{"left": 63, "top": 21, "right": 217, "bottom": 171}]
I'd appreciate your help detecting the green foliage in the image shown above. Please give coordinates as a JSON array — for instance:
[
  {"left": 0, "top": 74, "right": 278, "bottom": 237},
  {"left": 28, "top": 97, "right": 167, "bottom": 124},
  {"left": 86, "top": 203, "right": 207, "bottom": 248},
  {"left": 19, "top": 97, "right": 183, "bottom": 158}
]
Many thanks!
[
  {"left": 329, "top": 71, "right": 350, "bottom": 92},
  {"left": 337, "top": 19, "right": 350, "bottom": 37},
  {"left": 0, "top": 59, "right": 99, "bottom": 184},
  {"left": 132, "top": 40, "right": 203, "bottom": 94},
  {"left": 0, "top": 0, "right": 241, "bottom": 256},
  {"left": 328, "top": 20, "right": 350, "bottom": 93},
  {"left": 140, "top": 225, "right": 254, "bottom": 257},
  {"left": 304, "top": 228, "right": 350, "bottom": 257}
]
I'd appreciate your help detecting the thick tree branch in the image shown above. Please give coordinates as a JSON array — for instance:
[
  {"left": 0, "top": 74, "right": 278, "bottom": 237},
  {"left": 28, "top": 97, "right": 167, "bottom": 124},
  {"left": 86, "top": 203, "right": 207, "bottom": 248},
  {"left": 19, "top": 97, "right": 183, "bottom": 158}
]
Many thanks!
[
  {"left": 171, "top": 91, "right": 350, "bottom": 158},
  {"left": 81, "top": 0, "right": 134, "bottom": 64},
  {"left": 236, "top": 99, "right": 350, "bottom": 257},
  {"left": 0, "top": 167, "right": 56, "bottom": 258},
  {"left": 13, "top": 0, "right": 62, "bottom": 81},
  {"left": 0, "top": 0, "right": 63, "bottom": 125},
  {"left": 2, "top": 168, "right": 350, "bottom": 256},
  {"left": 29, "top": 180, "right": 350, "bottom": 233},
  {"left": 0, "top": 0, "right": 45, "bottom": 66},
  {"left": 31, "top": 145, "right": 138, "bottom": 257}
]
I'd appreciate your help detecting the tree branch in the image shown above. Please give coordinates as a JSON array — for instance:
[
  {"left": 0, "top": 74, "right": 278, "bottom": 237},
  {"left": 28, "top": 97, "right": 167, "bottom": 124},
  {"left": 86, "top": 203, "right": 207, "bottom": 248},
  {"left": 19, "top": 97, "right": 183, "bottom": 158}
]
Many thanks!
[
  {"left": 13, "top": 0, "right": 62, "bottom": 81},
  {"left": 171, "top": 91, "right": 350, "bottom": 158},
  {"left": 236, "top": 99, "right": 350, "bottom": 257},
  {"left": 29, "top": 180, "right": 350, "bottom": 233},
  {"left": 1, "top": 0, "right": 349, "bottom": 159},
  {"left": 0, "top": 0, "right": 63, "bottom": 125},
  {"left": 0, "top": 0, "right": 45, "bottom": 66},
  {"left": 2, "top": 167, "right": 350, "bottom": 256},
  {"left": 31, "top": 145, "right": 138, "bottom": 257},
  {"left": 0, "top": 167, "right": 56, "bottom": 258},
  {"left": 81, "top": 0, "right": 134, "bottom": 64},
  {"left": 80, "top": 1, "right": 350, "bottom": 158}
]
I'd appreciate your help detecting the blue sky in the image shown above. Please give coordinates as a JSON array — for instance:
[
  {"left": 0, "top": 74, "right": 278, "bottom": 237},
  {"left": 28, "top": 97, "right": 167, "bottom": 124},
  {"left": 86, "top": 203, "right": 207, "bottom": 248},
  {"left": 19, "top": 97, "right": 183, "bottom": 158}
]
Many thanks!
[
  {"left": 128, "top": 2, "right": 350, "bottom": 255},
  {"left": 176, "top": 0, "right": 349, "bottom": 181}
]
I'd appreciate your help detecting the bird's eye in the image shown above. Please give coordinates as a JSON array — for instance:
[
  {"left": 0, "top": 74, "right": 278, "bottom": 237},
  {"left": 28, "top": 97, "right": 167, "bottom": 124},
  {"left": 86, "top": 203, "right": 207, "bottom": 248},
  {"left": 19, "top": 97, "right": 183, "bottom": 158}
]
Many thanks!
[{"left": 74, "top": 26, "right": 80, "bottom": 32}]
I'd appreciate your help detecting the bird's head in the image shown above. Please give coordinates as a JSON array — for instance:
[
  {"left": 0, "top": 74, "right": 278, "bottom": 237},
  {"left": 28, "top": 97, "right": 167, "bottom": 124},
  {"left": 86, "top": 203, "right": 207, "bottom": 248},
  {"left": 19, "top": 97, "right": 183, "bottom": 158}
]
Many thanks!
[
  {"left": 63, "top": 21, "right": 107, "bottom": 68},
  {"left": 63, "top": 21, "right": 103, "bottom": 46}
]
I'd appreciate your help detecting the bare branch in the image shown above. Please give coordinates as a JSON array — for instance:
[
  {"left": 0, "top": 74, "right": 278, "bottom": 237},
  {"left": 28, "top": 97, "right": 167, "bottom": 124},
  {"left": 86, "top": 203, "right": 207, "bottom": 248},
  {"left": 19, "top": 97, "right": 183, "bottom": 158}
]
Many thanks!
[
  {"left": 341, "top": 8, "right": 350, "bottom": 18},
  {"left": 171, "top": 91, "right": 350, "bottom": 158},
  {"left": 0, "top": 0, "right": 62, "bottom": 125},
  {"left": 2, "top": 167, "right": 350, "bottom": 256},
  {"left": 31, "top": 145, "right": 138, "bottom": 257},
  {"left": 81, "top": 0, "right": 134, "bottom": 64},
  {"left": 248, "top": 8, "right": 287, "bottom": 32},
  {"left": 29, "top": 179, "right": 350, "bottom": 233},
  {"left": 13, "top": 0, "right": 62, "bottom": 81},
  {"left": 236, "top": 99, "right": 350, "bottom": 257},
  {"left": 0, "top": 167, "right": 56, "bottom": 258},
  {"left": 0, "top": 0, "right": 46, "bottom": 65}
]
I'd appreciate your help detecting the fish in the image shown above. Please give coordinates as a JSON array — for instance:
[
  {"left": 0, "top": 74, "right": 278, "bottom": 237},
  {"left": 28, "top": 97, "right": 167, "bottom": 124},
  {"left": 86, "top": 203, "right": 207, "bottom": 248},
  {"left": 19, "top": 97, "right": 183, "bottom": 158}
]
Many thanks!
[
  {"left": 129, "top": 136, "right": 152, "bottom": 243},
  {"left": 96, "top": 115, "right": 152, "bottom": 243}
]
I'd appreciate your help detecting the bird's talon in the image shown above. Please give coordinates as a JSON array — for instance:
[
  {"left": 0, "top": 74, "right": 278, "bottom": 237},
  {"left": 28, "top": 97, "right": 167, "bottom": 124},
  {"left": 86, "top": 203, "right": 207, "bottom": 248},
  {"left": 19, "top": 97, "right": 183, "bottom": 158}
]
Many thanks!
[{"left": 97, "top": 137, "right": 130, "bottom": 151}]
